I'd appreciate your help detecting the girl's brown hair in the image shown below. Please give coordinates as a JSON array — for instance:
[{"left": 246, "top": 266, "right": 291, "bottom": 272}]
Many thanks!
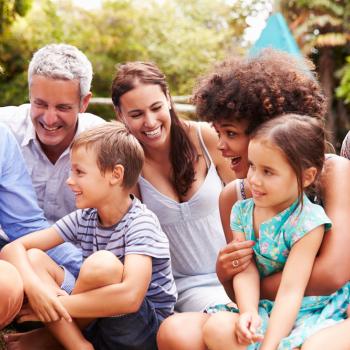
[
  {"left": 111, "top": 61, "right": 197, "bottom": 196},
  {"left": 251, "top": 114, "right": 325, "bottom": 207}
]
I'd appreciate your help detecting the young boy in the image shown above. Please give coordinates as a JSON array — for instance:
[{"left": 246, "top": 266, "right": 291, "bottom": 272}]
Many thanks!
[{"left": 0, "top": 122, "right": 177, "bottom": 350}]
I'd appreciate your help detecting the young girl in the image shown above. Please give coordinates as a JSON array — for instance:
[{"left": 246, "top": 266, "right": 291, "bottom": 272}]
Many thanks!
[{"left": 203, "top": 114, "right": 350, "bottom": 350}]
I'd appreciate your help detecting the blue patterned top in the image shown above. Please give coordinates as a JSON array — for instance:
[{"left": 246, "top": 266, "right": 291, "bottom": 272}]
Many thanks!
[{"left": 230, "top": 194, "right": 332, "bottom": 277}]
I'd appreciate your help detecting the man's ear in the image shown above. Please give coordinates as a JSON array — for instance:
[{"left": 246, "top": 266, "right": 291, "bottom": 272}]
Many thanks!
[
  {"left": 79, "top": 92, "right": 92, "bottom": 113},
  {"left": 110, "top": 164, "right": 124, "bottom": 185},
  {"left": 303, "top": 167, "right": 317, "bottom": 188}
]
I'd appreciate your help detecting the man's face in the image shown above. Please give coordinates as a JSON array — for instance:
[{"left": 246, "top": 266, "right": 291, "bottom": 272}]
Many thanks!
[{"left": 29, "top": 75, "right": 90, "bottom": 157}]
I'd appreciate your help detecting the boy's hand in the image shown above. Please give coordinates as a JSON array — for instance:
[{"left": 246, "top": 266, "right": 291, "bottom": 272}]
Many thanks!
[
  {"left": 235, "top": 311, "right": 264, "bottom": 345},
  {"left": 25, "top": 282, "right": 71, "bottom": 323}
]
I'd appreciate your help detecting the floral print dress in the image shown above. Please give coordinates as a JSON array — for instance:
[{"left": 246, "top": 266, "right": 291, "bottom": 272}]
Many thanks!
[{"left": 229, "top": 194, "right": 350, "bottom": 350}]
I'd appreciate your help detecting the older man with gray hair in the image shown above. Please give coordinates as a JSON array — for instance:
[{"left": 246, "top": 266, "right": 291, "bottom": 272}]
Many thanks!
[{"left": 0, "top": 44, "right": 105, "bottom": 281}]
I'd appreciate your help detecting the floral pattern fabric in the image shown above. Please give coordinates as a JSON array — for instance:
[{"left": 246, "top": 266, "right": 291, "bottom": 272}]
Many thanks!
[{"left": 227, "top": 194, "right": 350, "bottom": 350}]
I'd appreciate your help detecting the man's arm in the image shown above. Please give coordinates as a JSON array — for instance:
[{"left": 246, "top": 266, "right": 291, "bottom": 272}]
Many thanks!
[{"left": 0, "top": 124, "right": 49, "bottom": 240}]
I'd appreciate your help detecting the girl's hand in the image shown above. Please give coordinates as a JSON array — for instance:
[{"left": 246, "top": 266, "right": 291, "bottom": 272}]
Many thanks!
[
  {"left": 235, "top": 312, "right": 264, "bottom": 345},
  {"left": 25, "top": 283, "right": 71, "bottom": 323},
  {"left": 216, "top": 239, "right": 255, "bottom": 283}
]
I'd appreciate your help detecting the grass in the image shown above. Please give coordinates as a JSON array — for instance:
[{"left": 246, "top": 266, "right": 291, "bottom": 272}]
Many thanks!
[{"left": 0, "top": 326, "right": 15, "bottom": 350}]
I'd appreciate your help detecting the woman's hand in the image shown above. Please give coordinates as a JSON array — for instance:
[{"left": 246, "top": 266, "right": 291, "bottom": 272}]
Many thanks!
[{"left": 216, "top": 239, "right": 255, "bottom": 284}]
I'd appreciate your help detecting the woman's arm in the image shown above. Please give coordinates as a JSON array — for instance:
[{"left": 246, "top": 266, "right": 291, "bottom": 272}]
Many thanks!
[
  {"left": 216, "top": 183, "right": 255, "bottom": 301},
  {"left": 199, "top": 121, "right": 236, "bottom": 185},
  {"left": 261, "top": 156, "right": 350, "bottom": 299},
  {"left": 260, "top": 226, "right": 324, "bottom": 350}
]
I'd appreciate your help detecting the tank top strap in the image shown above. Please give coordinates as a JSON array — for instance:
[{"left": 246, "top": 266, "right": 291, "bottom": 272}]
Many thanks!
[
  {"left": 196, "top": 123, "right": 213, "bottom": 169},
  {"left": 235, "top": 179, "right": 247, "bottom": 200}
]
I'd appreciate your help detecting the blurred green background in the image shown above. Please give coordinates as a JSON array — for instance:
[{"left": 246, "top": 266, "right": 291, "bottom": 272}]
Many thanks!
[{"left": 1, "top": 0, "right": 350, "bottom": 149}]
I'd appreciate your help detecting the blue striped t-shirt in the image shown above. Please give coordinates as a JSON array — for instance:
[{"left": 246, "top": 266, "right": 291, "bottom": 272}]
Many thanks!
[{"left": 53, "top": 196, "right": 177, "bottom": 320}]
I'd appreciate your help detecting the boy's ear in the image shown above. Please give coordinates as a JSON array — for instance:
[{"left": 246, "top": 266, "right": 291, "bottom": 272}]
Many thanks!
[
  {"left": 303, "top": 167, "right": 317, "bottom": 188},
  {"left": 110, "top": 164, "right": 124, "bottom": 185}
]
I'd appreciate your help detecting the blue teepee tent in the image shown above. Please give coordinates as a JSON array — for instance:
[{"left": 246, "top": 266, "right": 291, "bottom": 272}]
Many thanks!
[{"left": 249, "top": 12, "right": 302, "bottom": 58}]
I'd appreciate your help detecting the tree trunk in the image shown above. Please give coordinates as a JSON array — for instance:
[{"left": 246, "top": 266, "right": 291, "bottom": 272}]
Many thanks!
[{"left": 318, "top": 47, "right": 336, "bottom": 146}]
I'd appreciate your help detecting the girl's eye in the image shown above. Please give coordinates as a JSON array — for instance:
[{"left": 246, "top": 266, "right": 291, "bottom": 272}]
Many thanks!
[{"left": 264, "top": 169, "right": 272, "bottom": 176}]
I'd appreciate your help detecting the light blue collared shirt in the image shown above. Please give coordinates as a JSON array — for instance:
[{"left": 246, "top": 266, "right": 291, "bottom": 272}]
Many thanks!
[{"left": 0, "top": 122, "right": 48, "bottom": 238}]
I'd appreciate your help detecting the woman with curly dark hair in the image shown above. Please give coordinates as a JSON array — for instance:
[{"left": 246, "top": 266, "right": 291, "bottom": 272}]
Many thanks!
[
  {"left": 111, "top": 61, "right": 236, "bottom": 313},
  {"left": 157, "top": 49, "right": 350, "bottom": 350}
]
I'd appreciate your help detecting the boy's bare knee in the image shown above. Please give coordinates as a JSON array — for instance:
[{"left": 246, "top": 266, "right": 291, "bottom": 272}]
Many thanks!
[
  {"left": 79, "top": 250, "right": 123, "bottom": 285},
  {"left": 27, "top": 248, "right": 47, "bottom": 266},
  {"left": 0, "top": 260, "right": 23, "bottom": 293}
]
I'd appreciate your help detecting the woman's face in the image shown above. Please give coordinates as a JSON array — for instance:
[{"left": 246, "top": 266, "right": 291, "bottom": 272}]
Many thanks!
[
  {"left": 214, "top": 119, "right": 250, "bottom": 179},
  {"left": 118, "top": 83, "right": 172, "bottom": 150}
]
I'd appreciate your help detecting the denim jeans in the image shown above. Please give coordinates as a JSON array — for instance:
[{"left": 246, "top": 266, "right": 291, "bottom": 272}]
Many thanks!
[{"left": 0, "top": 238, "right": 82, "bottom": 278}]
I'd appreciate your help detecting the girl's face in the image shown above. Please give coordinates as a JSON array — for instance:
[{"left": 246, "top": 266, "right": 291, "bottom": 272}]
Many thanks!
[
  {"left": 214, "top": 120, "right": 250, "bottom": 179},
  {"left": 247, "top": 138, "right": 299, "bottom": 214},
  {"left": 118, "top": 83, "right": 172, "bottom": 150}
]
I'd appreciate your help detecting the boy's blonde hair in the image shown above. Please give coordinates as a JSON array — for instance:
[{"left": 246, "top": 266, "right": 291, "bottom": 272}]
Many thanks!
[{"left": 71, "top": 122, "right": 144, "bottom": 189}]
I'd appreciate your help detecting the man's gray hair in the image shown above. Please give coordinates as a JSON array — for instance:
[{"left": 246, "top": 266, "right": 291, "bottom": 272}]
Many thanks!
[{"left": 28, "top": 43, "right": 93, "bottom": 99}]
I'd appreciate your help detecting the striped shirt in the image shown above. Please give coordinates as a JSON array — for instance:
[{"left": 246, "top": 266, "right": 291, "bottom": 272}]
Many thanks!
[{"left": 53, "top": 197, "right": 177, "bottom": 320}]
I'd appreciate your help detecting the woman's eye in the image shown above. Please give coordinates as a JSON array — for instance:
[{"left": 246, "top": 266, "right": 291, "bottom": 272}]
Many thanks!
[
  {"left": 130, "top": 113, "right": 142, "bottom": 118},
  {"left": 152, "top": 105, "right": 162, "bottom": 112},
  {"left": 227, "top": 131, "right": 237, "bottom": 138}
]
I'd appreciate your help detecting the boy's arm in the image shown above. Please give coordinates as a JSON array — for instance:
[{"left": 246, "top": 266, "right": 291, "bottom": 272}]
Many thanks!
[
  {"left": 0, "top": 227, "right": 69, "bottom": 322},
  {"left": 58, "top": 253, "right": 152, "bottom": 318},
  {"left": 260, "top": 226, "right": 324, "bottom": 350}
]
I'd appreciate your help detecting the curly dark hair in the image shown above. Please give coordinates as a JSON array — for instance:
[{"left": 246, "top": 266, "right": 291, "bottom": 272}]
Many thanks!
[{"left": 192, "top": 49, "right": 326, "bottom": 134}]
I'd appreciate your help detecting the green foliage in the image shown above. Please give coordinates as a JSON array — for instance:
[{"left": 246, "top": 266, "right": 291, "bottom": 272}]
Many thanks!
[
  {"left": 0, "top": 0, "right": 252, "bottom": 107},
  {"left": 336, "top": 56, "right": 350, "bottom": 104},
  {"left": 0, "top": 0, "right": 32, "bottom": 33}
]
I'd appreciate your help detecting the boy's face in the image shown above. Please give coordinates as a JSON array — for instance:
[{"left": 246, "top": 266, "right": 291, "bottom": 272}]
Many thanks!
[{"left": 66, "top": 146, "right": 112, "bottom": 209}]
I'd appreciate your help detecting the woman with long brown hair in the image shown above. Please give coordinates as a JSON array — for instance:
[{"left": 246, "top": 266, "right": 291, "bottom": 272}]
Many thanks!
[{"left": 111, "top": 61, "right": 235, "bottom": 313}]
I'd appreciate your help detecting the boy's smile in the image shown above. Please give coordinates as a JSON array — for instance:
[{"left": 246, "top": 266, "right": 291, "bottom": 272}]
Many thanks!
[{"left": 67, "top": 146, "right": 113, "bottom": 210}]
